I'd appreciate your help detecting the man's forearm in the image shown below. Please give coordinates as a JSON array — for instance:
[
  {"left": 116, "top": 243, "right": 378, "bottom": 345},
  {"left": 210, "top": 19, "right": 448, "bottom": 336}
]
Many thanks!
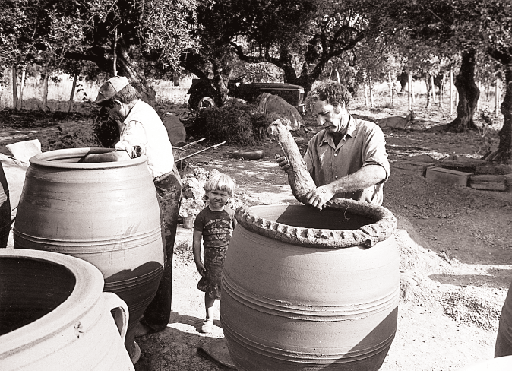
[{"left": 328, "top": 165, "right": 387, "bottom": 195}]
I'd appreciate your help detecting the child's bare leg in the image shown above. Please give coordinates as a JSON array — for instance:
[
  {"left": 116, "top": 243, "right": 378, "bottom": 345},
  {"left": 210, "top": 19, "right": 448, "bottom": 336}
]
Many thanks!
[
  {"left": 205, "top": 293, "right": 215, "bottom": 321},
  {"left": 201, "top": 293, "right": 216, "bottom": 333}
]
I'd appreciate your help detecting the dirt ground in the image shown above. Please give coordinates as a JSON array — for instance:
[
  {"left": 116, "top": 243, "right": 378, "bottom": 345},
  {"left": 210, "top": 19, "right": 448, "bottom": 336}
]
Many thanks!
[{"left": 1, "top": 99, "right": 511, "bottom": 370}]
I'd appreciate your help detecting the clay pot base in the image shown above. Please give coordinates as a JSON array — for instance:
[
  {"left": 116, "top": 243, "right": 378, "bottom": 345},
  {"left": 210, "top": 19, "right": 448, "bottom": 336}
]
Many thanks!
[{"left": 197, "top": 338, "right": 236, "bottom": 369}]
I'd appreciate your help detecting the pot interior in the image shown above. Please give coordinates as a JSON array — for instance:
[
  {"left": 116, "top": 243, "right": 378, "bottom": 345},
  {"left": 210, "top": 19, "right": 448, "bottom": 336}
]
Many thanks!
[
  {"left": 0, "top": 257, "right": 75, "bottom": 335},
  {"left": 253, "top": 204, "right": 378, "bottom": 230}
]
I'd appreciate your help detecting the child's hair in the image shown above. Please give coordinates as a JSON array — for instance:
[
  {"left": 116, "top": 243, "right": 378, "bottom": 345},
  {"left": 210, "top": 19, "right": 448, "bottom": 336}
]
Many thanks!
[{"left": 204, "top": 173, "right": 235, "bottom": 197}]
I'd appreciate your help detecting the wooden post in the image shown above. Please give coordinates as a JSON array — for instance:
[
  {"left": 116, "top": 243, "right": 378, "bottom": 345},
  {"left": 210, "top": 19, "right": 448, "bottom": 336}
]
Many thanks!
[
  {"left": 449, "top": 68, "right": 454, "bottom": 116},
  {"left": 408, "top": 72, "right": 413, "bottom": 111},
  {"left": 388, "top": 71, "right": 393, "bottom": 107},
  {"left": 495, "top": 77, "right": 500, "bottom": 117},
  {"left": 12, "top": 65, "right": 18, "bottom": 111}
]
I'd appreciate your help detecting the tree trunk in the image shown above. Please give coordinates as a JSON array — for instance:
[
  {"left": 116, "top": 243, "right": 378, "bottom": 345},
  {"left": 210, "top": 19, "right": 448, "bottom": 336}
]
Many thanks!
[
  {"left": 439, "top": 75, "right": 443, "bottom": 108},
  {"left": 450, "top": 68, "right": 454, "bottom": 115},
  {"left": 425, "top": 74, "right": 432, "bottom": 110},
  {"left": 495, "top": 77, "right": 501, "bottom": 118},
  {"left": 116, "top": 38, "right": 156, "bottom": 106},
  {"left": 68, "top": 73, "right": 78, "bottom": 113},
  {"left": 398, "top": 71, "right": 408, "bottom": 92},
  {"left": 431, "top": 74, "right": 437, "bottom": 104},
  {"left": 486, "top": 60, "right": 512, "bottom": 163},
  {"left": 12, "top": 65, "right": 18, "bottom": 111},
  {"left": 369, "top": 74, "right": 374, "bottom": 108},
  {"left": 211, "top": 60, "right": 229, "bottom": 107},
  {"left": 447, "top": 49, "right": 479, "bottom": 132},
  {"left": 18, "top": 65, "right": 26, "bottom": 110},
  {"left": 42, "top": 64, "right": 50, "bottom": 112},
  {"left": 477, "top": 81, "right": 482, "bottom": 112},
  {"left": 364, "top": 82, "right": 369, "bottom": 107},
  {"left": 388, "top": 71, "right": 393, "bottom": 108},
  {"left": 408, "top": 72, "right": 413, "bottom": 111}
]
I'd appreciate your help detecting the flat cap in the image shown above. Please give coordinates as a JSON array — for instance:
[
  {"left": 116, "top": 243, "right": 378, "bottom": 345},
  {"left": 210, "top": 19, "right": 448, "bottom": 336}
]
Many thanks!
[{"left": 95, "top": 76, "right": 130, "bottom": 104}]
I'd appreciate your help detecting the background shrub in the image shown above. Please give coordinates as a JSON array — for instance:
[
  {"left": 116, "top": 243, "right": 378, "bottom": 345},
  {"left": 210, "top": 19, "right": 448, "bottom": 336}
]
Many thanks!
[{"left": 187, "top": 100, "right": 272, "bottom": 146}]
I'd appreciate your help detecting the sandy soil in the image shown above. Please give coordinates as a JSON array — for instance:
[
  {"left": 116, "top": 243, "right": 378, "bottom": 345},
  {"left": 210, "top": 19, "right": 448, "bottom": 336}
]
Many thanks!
[{"left": 1, "top": 98, "right": 511, "bottom": 370}]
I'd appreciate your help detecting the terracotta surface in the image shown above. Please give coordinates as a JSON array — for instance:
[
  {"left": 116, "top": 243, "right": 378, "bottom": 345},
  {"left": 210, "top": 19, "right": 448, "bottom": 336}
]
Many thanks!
[
  {"left": 221, "top": 203, "right": 400, "bottom": 370},
  {"left": 0, "top": 161, "right": 11, "bottom": 248},
  {"left": 496, "top": 281, "right": 512, "bottom": 357},
  {"left": 12, "top": 147, "right": 165, "bottom": 361},
  {"left": 0, "top": 249, "right": 133, "bottom": 370},
  {"left": 236, "top": 200, "right": 396, "bottom": 248},
  {"left": 267, "top": 120, "right": 316, "bottom": 204}
]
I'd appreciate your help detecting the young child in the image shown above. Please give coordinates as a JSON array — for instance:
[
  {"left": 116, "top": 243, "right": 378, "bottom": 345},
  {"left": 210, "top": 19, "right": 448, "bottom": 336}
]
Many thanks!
[{"left": 192, "top": 172, "right": 236, "bottom": 333}]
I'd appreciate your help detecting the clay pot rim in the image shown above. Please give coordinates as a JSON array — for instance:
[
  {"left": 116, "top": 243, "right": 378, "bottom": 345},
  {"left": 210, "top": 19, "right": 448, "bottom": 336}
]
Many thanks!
[
  {"left": 0, "top": 249, "right": 103, "bottom": 354},
  {"left": 30, "top": 147, "right": 147, "bottom": 170},
  {"left": 235, "top": 199, "right": 397, "bottom": 249}
]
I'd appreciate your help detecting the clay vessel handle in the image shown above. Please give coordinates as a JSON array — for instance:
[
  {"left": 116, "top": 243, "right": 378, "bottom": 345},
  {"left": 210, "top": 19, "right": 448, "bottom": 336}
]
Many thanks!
[{"left": 102, "top": 292, "right": 129, "bottom": 340}]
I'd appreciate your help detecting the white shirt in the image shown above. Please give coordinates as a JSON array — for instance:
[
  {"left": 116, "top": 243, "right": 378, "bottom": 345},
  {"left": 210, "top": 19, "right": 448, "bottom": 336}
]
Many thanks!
[{"left": 115, "top": 100, "right": 174, "bottom": 178}]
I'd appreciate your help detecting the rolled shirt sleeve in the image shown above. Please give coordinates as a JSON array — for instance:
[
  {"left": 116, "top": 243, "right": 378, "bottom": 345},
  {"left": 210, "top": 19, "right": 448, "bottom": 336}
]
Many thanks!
[
  {"left": 361, "top": 123, "right": 390, "bottom": 182},
  {"left": 115, "top": 119, "right": 148, "bottom": 158}
]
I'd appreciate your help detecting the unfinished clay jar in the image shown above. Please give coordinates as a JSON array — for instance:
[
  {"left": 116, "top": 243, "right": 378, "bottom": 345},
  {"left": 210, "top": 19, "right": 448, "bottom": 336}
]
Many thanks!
[
  {"left": 0, "top": 249, "right": 133, "bottom": 370},
  {"left": 0, "top": 162, "right": 11, "bottom": 248},
  {"left": 221, "top": 199, "right": 399, "bottom": 371},
  {"left": 13, "top": 148, "right": 164, "bottom": 358},
  {"left": 496, "top": 280, "right": 512, "bottom": 357}
]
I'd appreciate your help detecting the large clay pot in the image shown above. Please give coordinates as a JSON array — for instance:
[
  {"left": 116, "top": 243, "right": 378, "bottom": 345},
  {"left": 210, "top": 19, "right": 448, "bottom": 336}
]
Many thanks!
[
  {"left": 0, "top": 161, "right": 11, "bottom": 248},
  {"left": 12, "top": 148, "right": 164, "bottom": 358},
  {"left": 221, "top": 200, "right": 399, "bottom": 371},
  {"left": 496, "top": 280, "right": 512, "bottom": 357},
  {"left": 0, "top": 248, "right": 133, "bottom": 370}
]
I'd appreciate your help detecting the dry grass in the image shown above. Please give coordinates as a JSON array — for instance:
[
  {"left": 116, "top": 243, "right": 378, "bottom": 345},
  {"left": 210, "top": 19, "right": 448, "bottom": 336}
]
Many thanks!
[
  {"left": 0, "top": 74, "right": 192, "bottom": 111},
  {"left": 0, "top": 74, "right": 503, "bottom": 125}
]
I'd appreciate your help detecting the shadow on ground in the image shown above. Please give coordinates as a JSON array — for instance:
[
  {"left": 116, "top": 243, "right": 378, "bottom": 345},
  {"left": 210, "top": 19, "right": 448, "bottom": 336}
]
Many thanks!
[{"left": 135, "top": 312, "right": 230, "bottom": 371}]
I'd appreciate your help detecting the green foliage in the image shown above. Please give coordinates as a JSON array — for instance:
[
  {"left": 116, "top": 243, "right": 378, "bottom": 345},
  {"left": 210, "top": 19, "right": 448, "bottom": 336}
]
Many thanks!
[
  {"left": 93, "top": 107, "right": 119, "bottom": 148},
  {"left": 188, "top": 100, "right": 269, "bottom": 146}
]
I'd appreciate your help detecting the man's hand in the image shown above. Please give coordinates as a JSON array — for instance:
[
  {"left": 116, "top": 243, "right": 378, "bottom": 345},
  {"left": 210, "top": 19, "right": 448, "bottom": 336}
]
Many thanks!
[
  {"left": 275, "top": 154, "right": 291, "bottom": 172},
  {"left": 305, "top": 184, "right": 335, "bottom": 210}
]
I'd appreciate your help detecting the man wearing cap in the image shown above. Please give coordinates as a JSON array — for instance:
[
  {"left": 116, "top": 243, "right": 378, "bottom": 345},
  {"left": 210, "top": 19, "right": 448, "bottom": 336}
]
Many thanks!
[
  {"left": 91, "top": 76, "right": 182, "bottom": 362},
  {"left": 277, "top": 82, "right": 389, "bottom": 208}
]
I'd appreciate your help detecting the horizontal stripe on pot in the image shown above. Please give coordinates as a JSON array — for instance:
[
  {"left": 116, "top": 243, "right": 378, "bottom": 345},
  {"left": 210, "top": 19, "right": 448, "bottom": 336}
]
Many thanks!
[{"left": 221, "top": 200, "right": 399, "bottom": 371}]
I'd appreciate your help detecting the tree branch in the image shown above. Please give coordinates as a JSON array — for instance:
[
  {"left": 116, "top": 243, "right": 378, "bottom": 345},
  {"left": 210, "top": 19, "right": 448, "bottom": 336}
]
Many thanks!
[{"left": 487, "top": 46, "right": 512, "bottom": 66}]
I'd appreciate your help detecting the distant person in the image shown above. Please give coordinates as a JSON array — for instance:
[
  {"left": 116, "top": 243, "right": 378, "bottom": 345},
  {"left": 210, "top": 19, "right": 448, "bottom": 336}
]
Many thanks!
[
  {"left": 192, "top": 173, "right": 236, "bottom": 334},
  {"left": 278, "top": 81, "right": 390, "bottom": 208},
  {"left": 91, "top": 76, "right": 182, "bottom": 362}
]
